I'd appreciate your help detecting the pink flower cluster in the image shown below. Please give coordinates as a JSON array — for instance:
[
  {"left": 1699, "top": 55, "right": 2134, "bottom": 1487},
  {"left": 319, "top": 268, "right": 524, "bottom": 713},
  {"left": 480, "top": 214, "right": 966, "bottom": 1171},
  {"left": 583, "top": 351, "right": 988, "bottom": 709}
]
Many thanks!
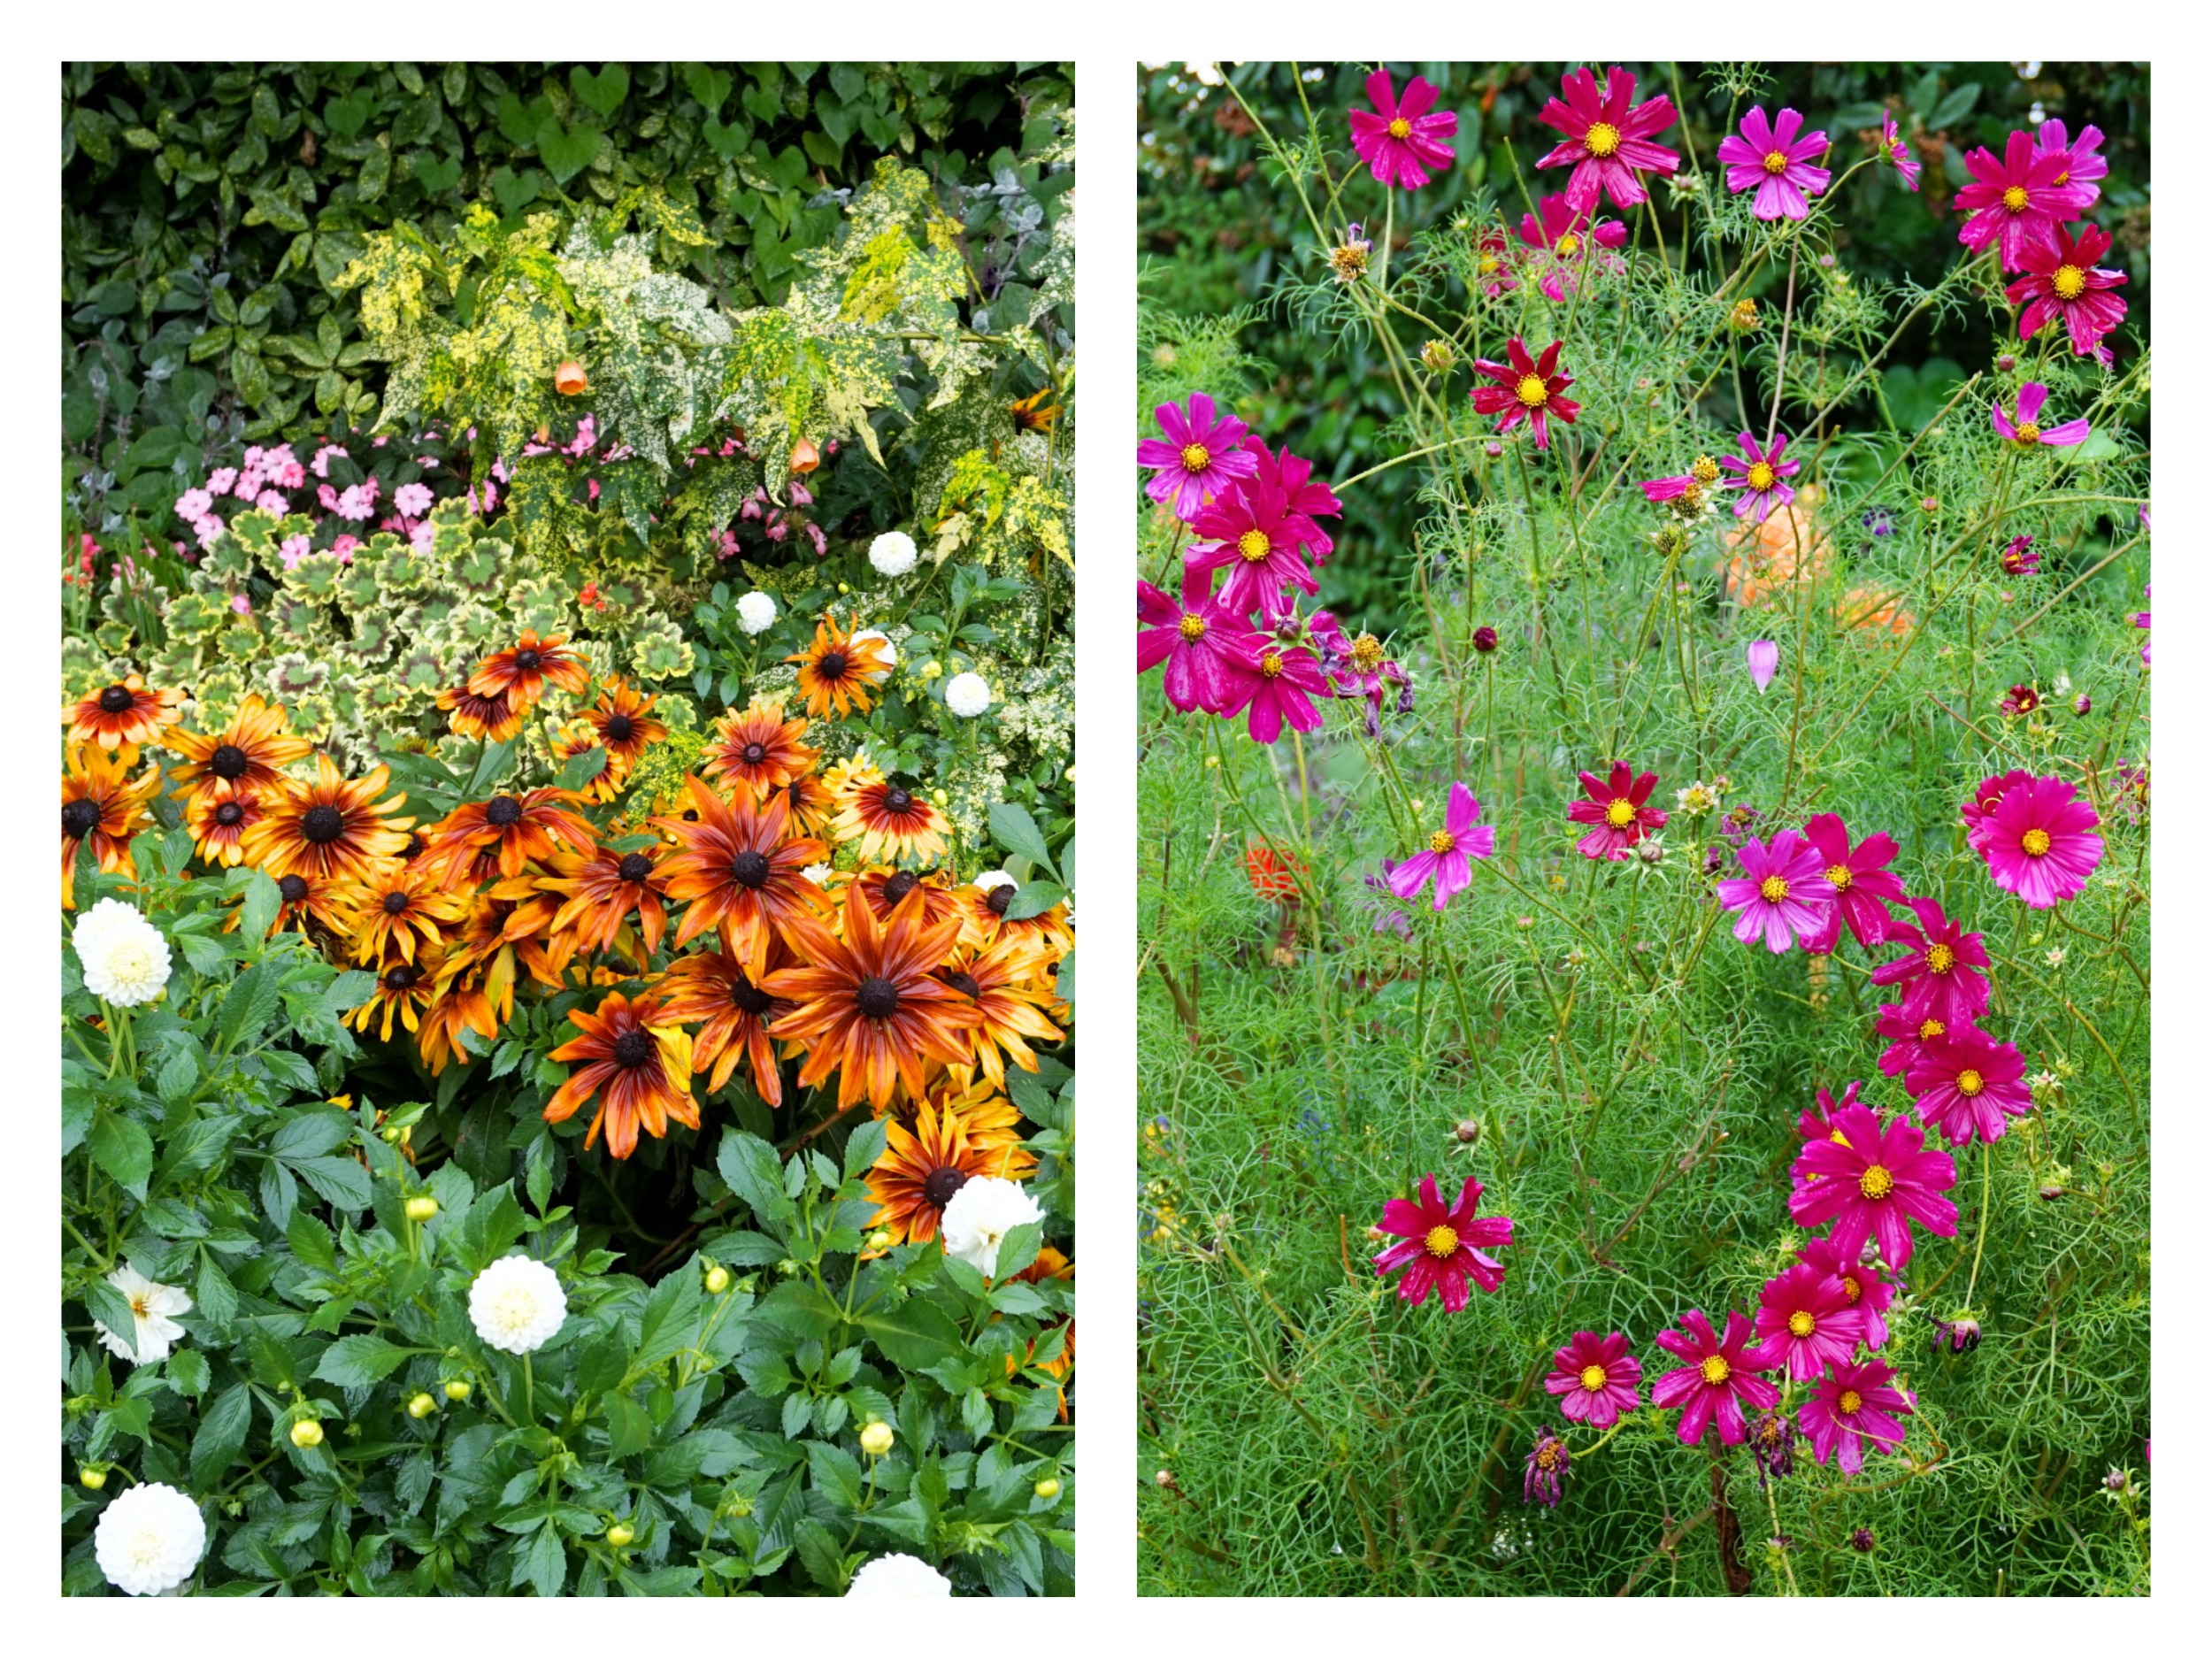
[{"left": 1953, "top": 120, "right": 2129, "bottom": 363}]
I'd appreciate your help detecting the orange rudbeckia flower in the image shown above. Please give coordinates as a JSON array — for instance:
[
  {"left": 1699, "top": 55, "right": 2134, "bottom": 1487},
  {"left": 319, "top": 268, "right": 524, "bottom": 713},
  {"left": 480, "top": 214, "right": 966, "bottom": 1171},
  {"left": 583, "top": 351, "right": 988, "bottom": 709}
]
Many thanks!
[
  {"left": 62, "top": 746, "right": 159, "bottom": 905},
  {"left": 240, "top": 755, "right": 412, "bottom": 885},
  {"left": 438, "top": 681, "right": 527, "bottom": 743},
  {"left": 543, "top": 989, "right": 698, "bottom": 1159},
  {"left": 653, "top": 776, "right": 828, "bottom": 978},
  {"left": 466, "top": 631, "right": 591, "bottom": 710},
  {"left": 166, "top": 693, "right": 312, "bottom": 808},
  {"left": 787, "top": 619, "right": 891, "bottom": 719},
  {"left": 65, "top": 675, "right": 184, "bottom": 762},
  {"left": 831, "top": 777, "right": 949, "bottom": 864},
  {"left": 419, "top": 787, "right": 595, "bottom": 885},
  {"left": 183, "top": 789, "right": 265, "bottom": 871},
  {"left": 655, "top": 940, "right": 799, "bottom": 1103},
  {"left": 702, "top": 699, "right": 819, "bottom": 803},
  {"left": 864, "top": 1099, "right": 1037, "bottom": 1247}
]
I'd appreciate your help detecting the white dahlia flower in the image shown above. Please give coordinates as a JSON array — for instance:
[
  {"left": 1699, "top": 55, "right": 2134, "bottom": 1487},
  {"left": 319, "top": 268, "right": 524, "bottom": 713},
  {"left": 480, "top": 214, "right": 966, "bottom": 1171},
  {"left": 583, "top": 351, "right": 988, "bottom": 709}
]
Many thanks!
[
  {"left": 467, "top": 1255, "right": 567, "bottom": 1356},
  {"left": 944, "top": 672, "right": 993, "bottom": 718},
  {"left": 846, "top": 1551, "right": 953, "bottom": 1597},
  {"left": 91, "top": 1262, "right": 194, "bottom": 1365},
  {"left": 94, "top": 1481, "right": 206, "bottom": 1595},
  {"left": 867, "top": 531, "right": 919, "bottom": 577},
  {"left": 736, "top": 590, "right": 779, "bottom": 634},
  {"left": 939, "top": 1176, "right": 1043, "bottom": 1279},
  {"left": 73, "top": 899, "right": 172, "bottom": 1007}
]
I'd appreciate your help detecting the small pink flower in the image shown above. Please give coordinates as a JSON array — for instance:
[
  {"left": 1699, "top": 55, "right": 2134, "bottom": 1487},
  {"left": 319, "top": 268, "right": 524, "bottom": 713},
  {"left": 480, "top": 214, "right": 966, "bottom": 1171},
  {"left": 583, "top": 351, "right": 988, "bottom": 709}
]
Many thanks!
[
  {"left": 175, "top": 488, "right": 214, "bottom": 519},
  {"left": 255, "top": 489, "right": 291, "bottom": 516},
  {"left": 1386, "top": 781, "right": 1495, "bottom": 910},
  {"left": 311, "top": 444, "right": 348, "bottom": 480},
  {"left": 1717, "top": 106, "right": 1832, "bottom": 220},
  {"left": 393, "top": 481, "right": 434, "bottom": 517},
  {"left": 1876, "top": 109, "right": 1921, "bottom": 190},
  {"left": 1348, "top": 70, "right": 1458, "bottom": 190},
  {"left": 1747, "top": 640, "right": 1779, "bottom": 692},
  {"left": 229, "top": 593, "right": 253, "bottom": 615}
]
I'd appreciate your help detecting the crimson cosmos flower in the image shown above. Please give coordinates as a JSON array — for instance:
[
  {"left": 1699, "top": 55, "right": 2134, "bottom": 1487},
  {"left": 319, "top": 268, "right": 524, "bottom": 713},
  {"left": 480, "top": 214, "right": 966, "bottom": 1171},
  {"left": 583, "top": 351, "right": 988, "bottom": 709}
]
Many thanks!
[
  {"left": 1790, "top": 1102, "right": 1960, "bottom": 1269},
  {"left": 1870, "top": 896, "right": 1993, "bottom": 1030},
  {"left": 1138, "top": 394, "right": 1257, "bottom": 521},
  {"left": 1717, "top": 829, "right": 1834, "bottom": 954},
  {"left": 1799, "top": 1359, "right": 1915, "bottom": 1475},
  {"left": 1535, "top": 65, "right": 1679, "bottom": 213},
  {"left": 1717, "top": 106, "right": 1832, "bottom": 220},
  {"left": 1386, "top": 781, "right": 1494, "bottom": 910},
  {"left": 1348, "top": 70, "right": 1458, "bottom": 190},
  {"left": 1241, "top": 440, "right": 1343, "bottom": 562},
  {"left": 1566, "top": 760, "right": 1665, "bottom": 861},
  {"left": 1876, "top": 110, "right": 1921, "bottom": 190},
  {"left": 1544, "top": 1330, "right": 1643, "bottom": 1428},
  {"left": 1961, "top": 767, "right": 2037, "bottom": 853},
  {"left": 1514, "top": 194, "right": 1626, "bottom": 300},
  {"left": 1470, "top": 337, "right": 1578, "bottom": 449},
  {"left": 1752, "top": 1261, "right": 1866, "bottom": 1380},
  {"left": 1137, "top": 566, "right": 1248, "bottom": 715},
  {"left": 1908, "top": 1028, "right": 2032, "bottom": 1146},
  {"left": 1873, "top": 1001, "right": 1953, "bottom": 1081},
  {"left": 1371, "top": 1174, "right": 1512, "bottom": 1311},
  {"left": 1980, "top": 773, "right": 2104, "bottom": 909},
  {"left": 1955, "top": 127, "right": 2093, "bottom": 269},
  {"left": 2033, "top": 118, "right": 2107, "bottom": 205},
  {"left": 1651, "top": 1309, "right": 1779, "bottom": 1447},
  {"left": 1184, "top": 475, "right": 1318, "bottom": 623},
  {"left": 1220, "top": 639, "right": 1328, "bottom": 746},
  {"left": 1800, "top": 1234, "right": 1897, "bottom": 1349},
  {"left": 1800, "top": 812, "right": 1907, "bottom": 952},
  {"left": 1797, "top": 1080, "right": 1863, "bottom": 1147},
  {"left": 2004, "top": 221, "right": 2129, "bottom": 365}
]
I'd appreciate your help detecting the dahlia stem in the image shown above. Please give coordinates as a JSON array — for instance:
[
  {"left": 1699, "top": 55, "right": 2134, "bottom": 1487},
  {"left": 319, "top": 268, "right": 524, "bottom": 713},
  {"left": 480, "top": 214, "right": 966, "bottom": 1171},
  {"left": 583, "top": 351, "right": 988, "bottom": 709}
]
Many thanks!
[{"left": 522, "top": 1353, "right": 535, "bottom": 1424}]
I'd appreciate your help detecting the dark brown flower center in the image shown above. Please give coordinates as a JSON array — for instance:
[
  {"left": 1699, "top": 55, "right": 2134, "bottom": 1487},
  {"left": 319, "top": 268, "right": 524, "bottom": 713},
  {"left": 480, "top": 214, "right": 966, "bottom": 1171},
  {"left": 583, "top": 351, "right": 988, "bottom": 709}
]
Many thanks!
[
  {"left": 730, "top": 973, "right": 775, "bottom": 1017},
  {"left": 98, "top": 685, "right": 134, "bottom": 713},
  {"left": 603, "top": 713, "right": 634, "bottom": 742},
  {"left": 882, "top": 870, "right": 919, "bottom": 904},
  {"left": 943, "top": 971, "right": 980, "bottom": 999},
  {"left": 742, "top": 741, "right": 767, "bottom": 764},
  {"left": 279, "top": 874, "right": 311, "bottom": 902},
  {"left": 884, "top": 787, "right": 914, "bottom": 815},
  {"left": 611, "top": 1029, "right": 652, "bottom": 1069},
  {"left": 618, "top": 852, "right": 655, "bottom": 884},
  {"left": 301, "top": 803, "right": 346, "bottom": 843},
  {"left": 987, "top": 884, "right": 1014, "bottom": 917},
  {"left": 381, "top": 890, "right": 410, "bottom": 914},
  {"left": 383, "top": 964, "right": 419, "bottom": 992},
  {"left": 730, "top": 849, "right": 771, "bottom": 889},
  {"left": 819, "top": 650, "right": 849, "bottom": 680},
  {"left": 515, "top": 649, "right": 541, "bottom": 672},
  {"left": 856, "top": 975, "right": 901, "bottom": 1019},
  {"left": 209, "top": 743, "right": 250, "bottom": 780},
  {"left": 62, "top": 798, "right": 101, "bottom": 839},
  {"left": 215, "top": 801, "right": 245, "bottom": 826},
  {"left": 484, "top": 795, "right": 523, "bottom": 827},
  {"left": 922, "top": 1165, "right": 970, "bottom": 1210}
]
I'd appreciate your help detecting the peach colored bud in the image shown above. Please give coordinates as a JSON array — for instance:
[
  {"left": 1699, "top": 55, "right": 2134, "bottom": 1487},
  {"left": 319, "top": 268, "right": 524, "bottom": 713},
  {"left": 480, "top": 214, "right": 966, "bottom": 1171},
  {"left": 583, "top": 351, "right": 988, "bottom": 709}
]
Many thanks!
[{"left": 555, "top": 361, "right": 588, "bottom": 396}]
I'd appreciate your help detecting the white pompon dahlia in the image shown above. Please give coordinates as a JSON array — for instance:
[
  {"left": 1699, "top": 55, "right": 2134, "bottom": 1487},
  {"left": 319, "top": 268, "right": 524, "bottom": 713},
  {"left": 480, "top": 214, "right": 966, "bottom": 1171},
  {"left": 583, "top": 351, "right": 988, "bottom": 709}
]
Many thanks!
[
  {"left": 972, "top": 869, "right": 1016, "bottom": 895},
  {"left": 939, "top": 1176, "right": 1043, "bottom": 1279},
  {"left": 467, "top": 1256, "right": 567, "bottom": 1355},
  {"left": 736, "top": 590, "right": 779, "bottom": 634},
  {"left": 846, "top": 1552, "right": 954, "bottom": 1598},
  {"left": 944, "top": 672, "right": 993, "bottom": 718},
  {"left": 92, "top": 1262, "right": 194, "bottom": 1365},
  {"left": 73, "top": 899, "right": 172, "bottom": 1007},
  {"left": 94, "top": 1481, "right": 206, "bottom": 1596},
  {"left": 868, "top": 531, "right": 919, "bottom": 577}
]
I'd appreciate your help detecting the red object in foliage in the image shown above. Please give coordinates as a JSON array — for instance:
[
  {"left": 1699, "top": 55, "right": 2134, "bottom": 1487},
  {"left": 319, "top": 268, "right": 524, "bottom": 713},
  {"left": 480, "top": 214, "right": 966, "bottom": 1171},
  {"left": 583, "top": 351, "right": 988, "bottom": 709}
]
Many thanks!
[{"left": 1244, "top": 842, "right": 1306, "bottom": 901}]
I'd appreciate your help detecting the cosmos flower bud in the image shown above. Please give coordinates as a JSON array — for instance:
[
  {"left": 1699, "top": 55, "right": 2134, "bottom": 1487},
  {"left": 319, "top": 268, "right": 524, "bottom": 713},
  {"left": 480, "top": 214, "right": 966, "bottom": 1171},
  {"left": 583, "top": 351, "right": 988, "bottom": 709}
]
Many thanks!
[
  {"left": 1929, "top": 1312, "right": 1982, "bottom": 1355},
  {"left": 1484, "top": 440, "right": 1503, "bottom": 457},
  {"left": 606, "top": 1521, "right": 635, "bottom": 1548},
  {"left": 859, "top": 1421, "right": 895, "bottom": 1456},
  {"left": 290, "top": 1418, "right": 325, "bottom": 1449},
  {"left": 407, "top": 1393, "right": 437, "bottom": 1419},
  {"left": 1421, "top": 339, "right": 1455, "bottom": 373},
  {"left": 1850, "top": 1526, "right": 1877, "bottom": 1552},
  {"left": 2073, "top": 693, "right": 2092, "bottom": 716},
  {"left": 1154, "top": 1469, "right": 1177, "bottom": 1488},
  {"left": 404, "top": 1194, "right": 439, "bottom": 1223},
  {"left": 1034, "top": 1477, "right": 1061, "bottom": 1500},
  {"left": 1472, "top": 626, "right": 1499, "bottom": 653},
  {"left": 1996, "top": 353, "right": 2016, "bottom": 372},
  {"left": 1729, "top": 297, "right": 1761, "bottom": 333},
  {"left": 1454, "top": 1119, "right": 1481, "bottom": 1143}
]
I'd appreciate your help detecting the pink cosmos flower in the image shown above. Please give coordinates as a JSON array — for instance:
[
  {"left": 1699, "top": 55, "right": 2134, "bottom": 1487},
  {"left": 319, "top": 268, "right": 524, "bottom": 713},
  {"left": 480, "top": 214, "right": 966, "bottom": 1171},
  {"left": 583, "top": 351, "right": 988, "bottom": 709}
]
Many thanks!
[
  {"left": 1470, "top": 337, "right": 1580, "bottom": 449},
  {"left": 1789, "top": 1102, "right": 1959, "bottom": 1269},
  {"left": 2136, "top": 583, "right": 2150, "bottom": 665},
  {"left": 1348, "top": 70, "right": 1458, "bottom": 190},
  {"left": 1241, "top": 441, "right": 1343, "bottom": 564},
  {"left": 1717, "top": 107, "right": 1832, "bottom": 220},
  {"left": 1566, "top": 760, "right": 1665, "bottom": 860},
  {"left": 1870, "top": 896, "right": 1993, "bottom": 1029},
  {"left": 1992, "top": 381, "right": 2092, "bottom": 450},
  {"left": 1876, "top": 109, "right": 1921, "bottom": 190},
  {"left": 1651, "top": 1310, "right": 1779, "bottom": 1447},
  {"left": 1221, "top": 638, "right": 1329, "bottom": 745},
  {"left": 1798, "top": 1079, "right": 1863, "bottom": 1148},
  {"left": 1514, "top": 194, "right": 1627, "bottom": 300},
  {"left": 1138, "top": 394, "right": 1258, "bottom": 521},
  {"left": 2033, "top": 118, "right": 2107, "bottom": 207},
  {"left": 1800, "top": 812, "right": 1907, "bottom": 952},
  {"left": 1717, "top": 430, "right": 1800, "bottom": 524},
  {"left": 1799, "top": 1358, "right": 1915, "bottom": 1475},
  {"left": 1718, "top": 829, "right": 1834, "bottom": 953},
  {"left": 1371, "top": 1174, "right": 1512, "bottom": 1311},
  {"left": 1873, "top": 1002, "right": 1951, "bottom": 1079},
  {"left": 1185, "top": 476, "right": 1318, "bottom": 623},
  {"left": 2001, "top": 534, "right": 2041, "bottom": 576},
  {"left": 1955, "top": 128, "right": 2093, "bottom": 270},
  {"left": 1981, "top": 773, "right": 2104, "bottom": 908},
  {"left": 2004, "top": 221, "right": 2129, "bottom": 365},
  {"left": 1745, "top": 639, "right": 1779, "bottom": 692},
  {"left": 1752, "top": 1260, "right": 1866, "bottom": 1380},
  {"left": 1137, "top": 566, "right": 1252, "bottom": 715},
  {"left": 1961, "top": 768, "right": 2036, "bottom": 852},
  {"left": 1800, "top": 1234, "right": 1896, "bottom": 1348},
  {"left": 1535, "top": 65, "right": 1679, "bottom": 214},
  {"left": 1473, "top": 226, "right": 1518, "bottom": 296},
  {"left": 1386, "top": 781, "right": 1495, "bottom": 910},
  {"left": 1907, "top": 1028, "right": 2032, "bottom": 1146},
  {"left": 1545, "top": 1330, "right": 1643, "bottom": 1428}
]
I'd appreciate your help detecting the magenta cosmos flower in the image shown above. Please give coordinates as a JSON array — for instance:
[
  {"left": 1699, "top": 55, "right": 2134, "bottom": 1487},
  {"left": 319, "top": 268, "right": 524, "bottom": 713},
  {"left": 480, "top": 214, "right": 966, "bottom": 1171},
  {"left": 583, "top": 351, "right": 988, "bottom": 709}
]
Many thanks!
[
  {"left": 1753, "top": 1261, "right": 1866, "bottom": 1380},
  {"left": 1790, "top": 1102, "right": 1959, "bottom": 1269},
  {"left": 1371, "top": 1174, "right": 1511, "bottom": 1311},
  {"left": 1386, "top": 781, "right": 1494, "bottom": 910},
  {"left": 1565, "top": 760, "right": 1664, "bottom": 861},
  {"left": 1717, "top": 430, "right": 1800, "bottom": 524},
  {"left": 1955, "top": 128, "right": 2093, "bottom": 270},
  {"left": 1138, "top": 394, "right": 1257, "bottom": 521},
  {"left": 1874, "top": 1002, "right": 1955, "bottom": 1081},
  {"left": 1798, "top": 1079, "right": 1863, "bottom": 1147},
  {"left": 1242, "top": 440, "right": 1343, "bottom": 563},
  {"left": 1545, "top": 1330, "right": 1643, "bottom": 1428},
  {"left": 1961, "top": 767, "right": 2037, "bottom": 853},
  {"left": 1717, "top": 107, "right": 1832, "bottom": 220},
  {"left": 1137, "top": 566, "right": 1252, "bottom": 715},
  {"left": 1221, "top": 639, "right": 1328, "bottom": 745},
  {"left": 1470, "top": 337, "right": 1580, "bottom": 449},
  {"left": 1870, "top": 896, "right": 1992, "bottom": 1029},
  {"left": 1801, "top": 811, "right": 1906, "bottom": 953},
  {"left": 1348, "top": 70, "right": 1458, "bottom": 190},
  {"left": 1718, "top": 829, "right": 1834, "bottom": 954},
  {"left": 1982, "top": 773, "right": 2105, "bottom": 909},
  {"left": 1184, "top": 475, "right": 1318, "bottom": 624},
  {"left": 1993, "top": 381, "right": 2092, "bottom": 450},
  {"left": 2005, "top": 221, "right": 2129, "bottom": 364},
  {"left": 1907, "top": 1028, "right": 2032, "bottom": 1147},
  {"left": 2033, "top": 118, "right": 2108, "bottom": 207},
  {"left": 1800, "top": 1358, "right": 1915, "bottom": 1475},
  {"left": 1800, "top": 1234, "right": 1896, "bottom": 1349},
  {"left": 1651, "top": 1310, "right": 1779, "bottom": 1447},
  {"left": 1515, "top": 194, "right": 1627, "bottom": 300},
  {"left": 1876, "top": 109, "right": 1921, "bottom": 191},
  {"left": 1535, "top": 65, "right": 1679, "bottom": 214}
]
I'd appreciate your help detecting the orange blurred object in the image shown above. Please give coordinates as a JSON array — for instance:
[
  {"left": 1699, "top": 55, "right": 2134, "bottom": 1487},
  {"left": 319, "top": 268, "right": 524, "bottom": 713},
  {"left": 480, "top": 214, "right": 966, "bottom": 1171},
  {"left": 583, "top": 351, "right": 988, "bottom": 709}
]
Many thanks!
[
  {"left": 554, "top": 361, "right": 588, "bottom": 396},
  {"left": 789, "top": 438, "right": 821, "bottom": 474},
  {"left": 1720, "top": 488, "right": 1833, "bottom": 608},
  {"left": 1838, "top": 586, "right": 1915, "bottom": 637},
  {"left": 1244, "top": 841, "right": 1307, "bottom": 901}
]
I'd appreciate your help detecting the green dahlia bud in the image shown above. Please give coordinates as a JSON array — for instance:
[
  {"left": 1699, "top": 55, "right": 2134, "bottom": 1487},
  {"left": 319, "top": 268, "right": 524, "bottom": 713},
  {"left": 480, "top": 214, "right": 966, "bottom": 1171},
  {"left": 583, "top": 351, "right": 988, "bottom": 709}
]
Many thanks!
[
  {"left": 704, "top": 1263, "right": 732, "bottom": 1295},
  {"left": 605, "top": 1522, "right": 635, "bottom": 1548},
  {"left": 443, "top": 1379, "right": 472, "bottom": 1402},
  {"left": 290, "top": 1418, "right": 325, "bottom": 1449},
  {"left": 1033, "top": 1477, "right": 1061, "bottom": 1500},
  {"left": 407, "top": 1393, "right": 437, "bottom": 1419},
  {"left": 859, "top": 1421, "right": 895, "bottom": 1456},
  {"left": 78, "top": 1466, "right": 106, "bottom": 1490},
  {"left": 404, "top": 1194, "right": 440, "bottom": 1223}
]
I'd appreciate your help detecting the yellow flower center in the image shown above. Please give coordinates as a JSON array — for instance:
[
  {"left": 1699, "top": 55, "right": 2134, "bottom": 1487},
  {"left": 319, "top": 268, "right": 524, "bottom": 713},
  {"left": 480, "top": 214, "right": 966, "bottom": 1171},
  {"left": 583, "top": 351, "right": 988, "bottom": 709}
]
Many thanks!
[
  {"left": 1691, "top": 454, "right": 1721, "bottom": 484},
  {"left": 1825, "top": 864, "right": 1853, "bottom": 891},
  {"left": 2002, "top": 185, "right": 2029, "bottom": 212},
  {"left": 1579, "top": 1363, "right": 1608, "bottom": 1392},
  {"left": 1831, "top": 1129, "right": 1849, "bottom": 1145},
  {"left": 1179, "top": 614, "right": 1208, "bottom": 643},
  {"left": 1759, "top": 875, "right": 1789, "bottom": 902},
  {"left": 1260, "top": 650, "right": 1284, "bottom": 680},
  {"left": 2022, "top": 827, "right": 2052, "bottom": 856},
  {"left": 1237, "top": 528, "right": 1271, "bottom": 562},
  {"left": 1957, "top": 1068, "right": 1985, "bottom": 1097},
  {"left": 1350, "top": 634, "right": 1386, "bottom": 673},
  {"left": 1479, "top": 254, "right": 1501, "bottom": 274},
  {"left": 2055, "top": 168, "right": 2070, "bottom": 185},
  {"left": 1585, "top": 121, "right": 1622, "bottom": 157},
  {"left": 1918, "top": 1017, "right": 1945, "bottom": 1041},
  {"left": 129, "top": 1294, "right": 150, "bottom": 1318},
  {"left": 1859, "top": 1164, "right": 1894, "bottom": 1200},
  {"left": 1517, "top": 373, "right": 1550, "bottom": 409},
  {"left": 1604, "top": 798, "right": 1636, "bottom": 828},
  {"left": 1387, "top": 117, "right": 1413, "bottom": 140},
  {"left": 1926, "top": 941, "right": 1955, "bottom": 974},
  {"left": 1701, "top": 1355, "right": 1732, "bottom": 1386},
  {"left": 1747, "top": 461, "right": 1778, "bottom": 492},
  {"left": 1429, "top": 828, "right": 1455, "bottom": 854},
  {"left": 2015, "top": 421, "right": 2041, "bottom": 445},
  {"left": 1788, "top": 1310, "right": 1815, "bottom": 1338},
  {"left": 1179, "top": 442, "right": 1211, "bottom": 474},
  {"left": 1536, "top": 1440, "right": 1563, "bottom": 1470},
  {"left": 1763, "top": 150, "right": 1790, "bottom": 175},
  {"left": 1425, "top": 1224, "right": 1460, "bottom": 1259},
  {"left": 2052, "top": 265, "right": 2087, "bottom": 300},
  {"left": 1556, "top": 232, "right": 1581, "bottom": 256},
  {"left": 1838, "top": 1389, "right": 1863, "bottom": 1416},
  {"left": 1840, "top": 1273, "right": 1862, "bottom": 1303}
]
